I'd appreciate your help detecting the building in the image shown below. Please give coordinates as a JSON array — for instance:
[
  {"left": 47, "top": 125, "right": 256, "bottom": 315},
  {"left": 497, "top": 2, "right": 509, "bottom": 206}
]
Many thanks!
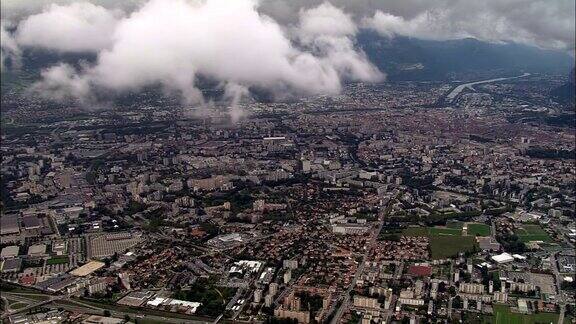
[
  {"left": 88, "top": 278, "right": 108, "bottom": 295},
  {"left": 398, "top": 298, "right": 425, "bottom": 306},
  {"left": 0, "top": 215, "right": 20, "bottom": 235},
  {"left": 22, "top": 216, "right": 41, "bottom": 230},
  {"left": 353, "top": 296, "right": 380, "bottom": 309},
  {"left": 1, "top": 258, "right": 22, "bottom": 273},
  {"left": 283, "top": 269, "right": 292, "bottom": 284},
  {"left": 459, "top": 283, "right": 485, "bottom": 295},
  {"left": 331, "top": 224, "right": 370, "bottom": 235},
  {"left": 493, "top": 291, "right": 508, "bottom": 303},
  {"left": 510, "top": 282, "right": 536, "bottom": 293},
  {"left": 491, "top": 253, "right": 514, "bottom": 264},
  {"left": 283, "top": 259, "right": 298, "bottom": 269},
  {"left": 27, "top": 244, "right": 47, "bottom": 257},
  {"left": 1, "top": 245, "right": 19, "bottom": 258},
  {"left": 274, "top": 308, "right": 310, "bottom": 323},
  {"left": 265, "top": 294, "right": 274, "bottom": 307},
  {"left": 269, "top": 282, "right": 279, "bottom": 296},
  {"left": 70, "top": 260, "right": 106, "bottom": 277},
  {"left": 254, "top": 289, "right": 263, "bottom": 303}
]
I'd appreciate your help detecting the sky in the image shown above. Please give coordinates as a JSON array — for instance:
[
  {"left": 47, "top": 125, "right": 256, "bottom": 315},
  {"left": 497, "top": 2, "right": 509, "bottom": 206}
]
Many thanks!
[{"left": 1, "top": 0, "right": 574, "bottom": 107}]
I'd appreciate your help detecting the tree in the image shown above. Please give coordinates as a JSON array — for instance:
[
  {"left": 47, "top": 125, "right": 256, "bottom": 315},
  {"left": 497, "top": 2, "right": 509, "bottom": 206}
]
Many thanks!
[
  {"left": 103, "top": 310, "right": 111, "bottom": 317},
  {"left": 452, "top": 296, "right": 463, "bottom": 309}
]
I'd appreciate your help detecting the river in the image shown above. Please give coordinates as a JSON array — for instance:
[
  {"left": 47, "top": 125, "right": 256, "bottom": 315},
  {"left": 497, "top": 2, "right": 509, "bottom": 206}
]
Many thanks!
[{"left": 446, "top": 73, "right": 531, "bottom": 102}]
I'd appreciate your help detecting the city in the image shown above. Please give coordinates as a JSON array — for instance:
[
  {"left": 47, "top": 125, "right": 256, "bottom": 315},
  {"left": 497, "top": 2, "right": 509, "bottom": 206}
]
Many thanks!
[{"left": 0, "top": 1, "right": 575, "bottom": 324}]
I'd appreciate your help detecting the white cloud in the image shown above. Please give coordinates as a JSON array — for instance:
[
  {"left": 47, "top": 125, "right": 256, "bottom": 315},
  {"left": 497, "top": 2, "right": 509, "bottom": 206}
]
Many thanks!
[
  {"left": 0, "top": 23, "right": 21, "bottom": 71},
  {"left": 295, "top": 3, "right": 382, "bottom": 83},
  {"left": 363, "top": 0, "right": 575, "bottom": 51},
  {"left": 298, "top": 2, "right": 356, "bottom": 38},
  {"left": 223, "top": 83, "right": 251, "bottom": 123},
  {"left": 16, "top": 2, "right": 123, "bottom": 52},
  {"left": 29, "top": 63, "right": 91, "bottom": 102},
  {"left": 29, "top": 0, "right": 382, "bottom": 105}
]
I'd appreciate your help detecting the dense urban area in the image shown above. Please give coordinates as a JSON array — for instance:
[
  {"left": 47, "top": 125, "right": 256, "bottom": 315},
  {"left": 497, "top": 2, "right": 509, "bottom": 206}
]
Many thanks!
[{"left": 1, "top": 72, "right": 575, "bottom": 324}]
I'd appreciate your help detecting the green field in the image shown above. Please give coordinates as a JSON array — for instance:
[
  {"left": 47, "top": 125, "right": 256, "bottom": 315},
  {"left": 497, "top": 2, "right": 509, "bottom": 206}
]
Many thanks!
[
  {"left": 515, "top": 225, "right": 552, "bottom": 243},
  {"left": 402, "top": 226, "right": 479, "bottom": 259},
  {"left": 446, "top": 221, "right": 463, "bottom": 229},
  {"left": 492, "top": 304, "right": 566, "bottom": 324},
  {"left": 429, "top": 236, "right": 477, "bottom": 259},
  {"left": 403, "top": 227, "right": 429, "bottom": 236},
  {"left": 46, "top": 256, "right": 69, "bottom": 265},
  {"left": 9, "top": 302, "right": 28, "bottom": 310},
  {"left": 467, "top": 223, "right": 491, "bottom": 236},
  {"left": 430, "top": 227, "right": 462, "bottom": 236},
  {"left": 403, "top": 226, "right": 461, "bottom": 237}
]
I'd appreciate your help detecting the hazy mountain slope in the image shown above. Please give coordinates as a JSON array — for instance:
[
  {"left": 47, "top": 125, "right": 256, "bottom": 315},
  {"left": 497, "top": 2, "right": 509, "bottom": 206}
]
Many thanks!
[{"left": 357, "top": 30, "right": 574, "bottom": 81}]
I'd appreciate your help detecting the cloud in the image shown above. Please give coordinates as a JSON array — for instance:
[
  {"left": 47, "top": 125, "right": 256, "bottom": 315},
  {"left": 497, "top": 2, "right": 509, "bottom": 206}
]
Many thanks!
[
  {"left": 295, "top": 3, "right": 382, "bottom": 83},
  {"left": 223, "top": 83, "right": 251, "bottom": 123},
  {"left": 0, "top": 23, "right": 21, "bottom": 71},
  {"left": 297, "top": 2, "right": 356, "bottom": 38},
  {"left": 29, "top": 0, "right": 382, "bottom": 105},
  {"left": 16, "top": 2, "right": 123, "bottom": 52},
  {"left": 3, "top": 0, "right": 575, "bottom": 52},
  {"left": 5, "top": 0, "right": 574, "bottom": 109},
  {"left": 29, "top": 63, "right": 91, "bottom": 102},
  {"left": 362, "top": 0, "right": 575, "bottom": 51}
]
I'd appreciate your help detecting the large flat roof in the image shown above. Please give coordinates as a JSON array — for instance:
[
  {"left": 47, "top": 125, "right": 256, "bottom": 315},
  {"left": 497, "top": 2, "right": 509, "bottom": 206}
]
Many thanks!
[
  {"left": 491, "top": 252, "right": 514, "bottom": 263},
  {"left": 0, "top": 215, "right": 20, "bottom": 235},
  {"left": 70, "top": 260, "right": 105, "bottom": 276},
  {"left": 1, "top": 246, "right": 19, "bottom": 258}
]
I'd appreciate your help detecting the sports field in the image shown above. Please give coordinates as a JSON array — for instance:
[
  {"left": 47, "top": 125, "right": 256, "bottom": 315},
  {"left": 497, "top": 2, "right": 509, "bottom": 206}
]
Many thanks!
[
  {"left": 429, "top": 235, "right": 477, "bottom": 259},
  {"left": 446, "top": 221, "right": 463, "bottom": 229},
  {"left": 467, "top": 223, "right": 491, "bottom": 236},
  {"left": 401, "top": 226, "right": 478, "bottom": 259},
  {"left": 429, "top": 227, "right": 462, "bottom": 236},
  {"left": 514, "top": 225, "right": 552, "bottom": 243},
  {"left": 492, "top": 304, "right": 565, "bottom": 324},
  {"left": 403, "top": 226, "right": 461, "bottom": 237}
]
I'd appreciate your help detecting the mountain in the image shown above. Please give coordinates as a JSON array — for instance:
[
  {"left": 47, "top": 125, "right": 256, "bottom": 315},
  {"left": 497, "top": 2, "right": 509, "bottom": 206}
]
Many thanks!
[
  {"left": 2, "top": 34, "right": 574, "bottom": 95},
  {"left": 357, "top": 30, "right": 574, "bottom": 81}
]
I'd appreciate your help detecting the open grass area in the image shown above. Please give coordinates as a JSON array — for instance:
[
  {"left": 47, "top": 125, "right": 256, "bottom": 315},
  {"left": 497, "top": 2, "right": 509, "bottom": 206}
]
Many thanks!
[
  {"left": 446, "top": 221, "right": 463, "bottom": 229},
  {"left": 403, "top": 226, "right": 462, "bottom": 237},
  {"left": 46, "top": 256, "right": 69, "bottom": 265},
  {"left": 402, "top": 225, "right": 482, "bottom": 258},
  {"left": 515, "top": 225, "right": 552, "bottom": 243},
  {"left": 429, "top": 235, "right": 477, "bottom": 259},
  {"left": 467, "top": 223, "right": 491, "bottom": 236},
  {"left": 492, "top": 304, "right": 566, "bottom": 324},
  {"left": 402, "top": 227, "right": 429, "bottom": 236},
  {"left": 9, "top": 302, "right": 28, "bottom": 310},
  {"left": 429, "top": 227, "right": 462, "bottom": 236}
]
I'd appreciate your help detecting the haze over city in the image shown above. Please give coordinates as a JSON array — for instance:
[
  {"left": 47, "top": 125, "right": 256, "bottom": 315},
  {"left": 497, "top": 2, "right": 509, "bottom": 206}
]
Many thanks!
[{"left": 0, "top": 1, "right": 575, "bottom": 324}]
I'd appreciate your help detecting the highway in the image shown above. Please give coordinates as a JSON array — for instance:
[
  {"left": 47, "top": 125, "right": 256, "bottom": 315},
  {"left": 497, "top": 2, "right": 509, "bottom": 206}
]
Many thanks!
[
  {"left": 1, "top": 292, "right": 66, "bottom": 319},
  {"left": 0, "top": 287, "right": 212, "bottom": 324}
]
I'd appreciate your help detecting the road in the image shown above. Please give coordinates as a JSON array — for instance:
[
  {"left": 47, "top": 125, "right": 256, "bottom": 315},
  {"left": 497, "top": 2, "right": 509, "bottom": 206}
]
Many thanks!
[
  {"left": 52, "top": 299, "right": 210, "bottom": 324},
  {"left": 329, "top": 198, "right": 392, "bottom": 324},
  {"left": 550, "top": 252, "right": 567, "bottom": 324},
  {"left": 1, "top": 292, "right": 66, "bottom": 319},
  {"left": 0, "top": 288, "right": 211, "bottom": 324}
]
